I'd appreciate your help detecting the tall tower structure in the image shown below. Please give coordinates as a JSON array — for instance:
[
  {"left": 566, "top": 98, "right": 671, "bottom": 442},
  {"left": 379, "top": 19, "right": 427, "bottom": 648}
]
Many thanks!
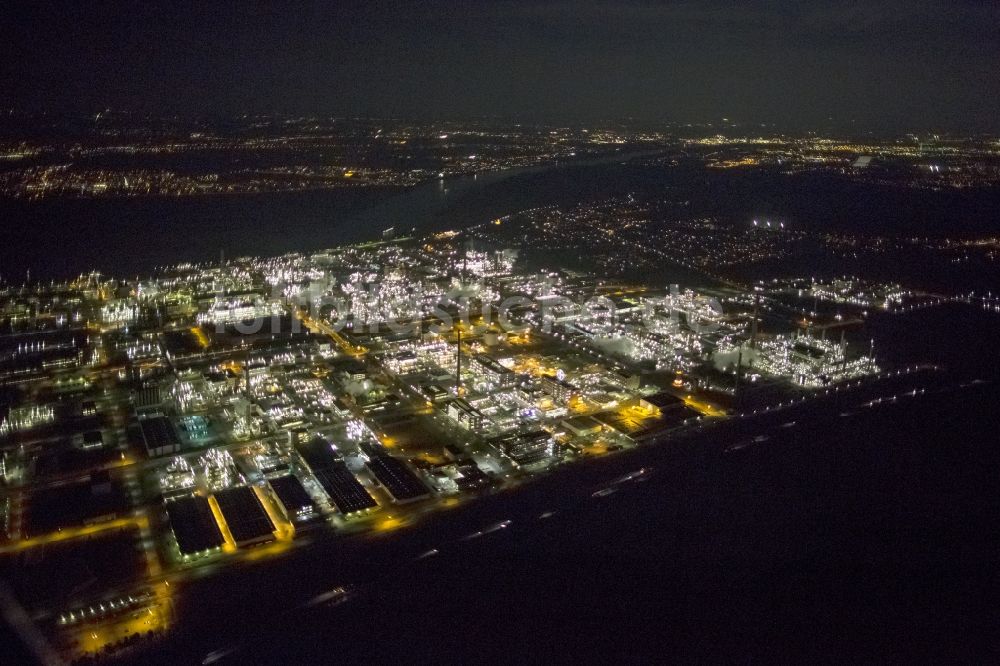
[{"left": 456, "top": 327, "right": 463, "bottom": 395}]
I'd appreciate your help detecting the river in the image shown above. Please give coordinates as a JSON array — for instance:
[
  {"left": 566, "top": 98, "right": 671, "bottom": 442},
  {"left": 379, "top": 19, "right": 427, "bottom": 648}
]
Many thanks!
[{"left": 0, "top": 149, "right": 663, "bottom": 282}]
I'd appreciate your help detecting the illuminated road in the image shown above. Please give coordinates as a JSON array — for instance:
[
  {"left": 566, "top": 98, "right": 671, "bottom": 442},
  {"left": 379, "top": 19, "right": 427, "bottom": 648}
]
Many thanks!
[
  {"left": 293, "top": 309, "right": 367, "bottom": 356},
  {"left": 0, "top": 514, "right": 148, "bottom": 555},
  {"left": 681, "top": 394, "right": 727, "bottom": 417}
]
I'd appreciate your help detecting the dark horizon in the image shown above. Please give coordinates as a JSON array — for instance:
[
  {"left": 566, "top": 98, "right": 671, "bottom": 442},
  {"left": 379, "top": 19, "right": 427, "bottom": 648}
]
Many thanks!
[
  {"left": 2, "top": 108, "right": 996, "bottom": 139},
  {"left": 3, "top": 1, "right": 999, "bottom": 132}
]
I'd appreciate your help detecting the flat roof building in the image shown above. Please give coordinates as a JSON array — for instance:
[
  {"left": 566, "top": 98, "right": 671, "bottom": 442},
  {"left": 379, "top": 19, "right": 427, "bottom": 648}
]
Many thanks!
[
  {"left": 314, "top": 462, "right": 378, "bottom": 515},
  {"left": 296, "top": 436, "right": 377, "bottom": 515},
  {"left": 165, "top": 495, "right": 225, "bottom": 557},
  {"left": 365, "top": 452, "right": 430, "bottom": 503},
  {"left": 268, "top": 475, "right": 317, "bottom": 522},
  {"left": 447, "top": 398, "right": 485, "bottom": 431},
  {"left": 213, "top": 486, "right": 275, "bottom": 547},
  {"left": 541, "top": 375, "right": 577, "bottom": 403},
  {"left": 473, "top": 354, "right": 516, "bottom": 387},
  {"left": 138, "top": 414, "right": 181, "bottom": 457}
]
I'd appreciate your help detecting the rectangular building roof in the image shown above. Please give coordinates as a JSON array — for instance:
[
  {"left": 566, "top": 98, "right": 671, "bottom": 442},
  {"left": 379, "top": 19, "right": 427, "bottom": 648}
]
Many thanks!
[
  {"left": 644, "top": 392, "right": 685, "bottom": 409},
  {"left": 474, "top": 354, "right": 512, "bottom": 375},
  {"left": 313, "top": 461, "right": 378, "bottom": 514},
  {"left": 139, "top": 415, "right": 180, "bottom": 450},
  {"left": 165, "top": 495, "right": 225, "bottom": 555},
  {"left": 366, "top": 454, "right": 430, "bottom": 502},
  {"left": 213, "top": 486, "right": 275, "bottom": 545},
  {"left": 295, "top": 436, "right": 340, "bottom": 472},
  {"left": 268, "top": 475, "right": 316, "bottom": 516},
  {"left": 454, "top": 462, "right": 491, "bottom": 490}
]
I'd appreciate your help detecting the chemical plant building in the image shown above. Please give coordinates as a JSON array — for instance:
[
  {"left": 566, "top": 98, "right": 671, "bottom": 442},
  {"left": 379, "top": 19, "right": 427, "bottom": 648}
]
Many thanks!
[
  {"left": 561, "top": 415, "right": 604, "bottom": 438},
  {"left": 594, "top": 392, "right": 701, "bottom": 439},
  {"left": 320, "top": 462, "right": 379, "bottom": 515},
  {"left": 137, "top": 414, "right": 182, "bottom": 457},
  {"left": 268, "top": 475, "right": 317, "bottom": 523},
  {"left": 495, "top": 430, "right": 559, "bottom": 467},
  {"left": 165, "top": 495, "right": 225, "bottom": 558},
  {"left": 718, "top": 331, "right": 877, "bottom": 388},
  {"left": 362, "top": 444, "right": 431, "bottom": 503},
  {"left": 213, "top": 486, "right": 276, "bottom": 547},
  {"left": 447, "top": 398, "right": 485, "bottom": 431},
  {"left": 473, "top": 353, "right": 517, "bottom": 387},
  {"left": 541, "top": 375, "right": 577, "bottom": 403},
  {"left": 295, "top": 436, "right": 378, "bottom": 515}
]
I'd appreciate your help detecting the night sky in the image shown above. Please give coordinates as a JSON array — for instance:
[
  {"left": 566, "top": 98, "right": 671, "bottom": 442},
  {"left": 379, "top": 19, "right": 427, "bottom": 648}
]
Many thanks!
[{"left": 3, "top": 0, "right": 998, "bottom": 129}]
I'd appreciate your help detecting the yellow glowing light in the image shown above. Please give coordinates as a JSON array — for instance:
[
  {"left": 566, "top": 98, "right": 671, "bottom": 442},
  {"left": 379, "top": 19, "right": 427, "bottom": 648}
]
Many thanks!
[
  {"left": 190, "top": 326, "right": 210, "bottom": 350},
  {"left": 375, "top": 516, "right": 406, "bottom": 532},
  {"left": 0, "top": 516, "right": 145, "bottom": 554},
  {"left": 253, "top": 485, "right": 295, "bottom": 542},
  {"left": 207, "top": 495, "right": 238, "bottom": 553},
  {"left": 242, "top": 539, "right": 293, "bottom": 562},
  {"left": 682, "top": 395, "right": 727, "bottom": 417}
]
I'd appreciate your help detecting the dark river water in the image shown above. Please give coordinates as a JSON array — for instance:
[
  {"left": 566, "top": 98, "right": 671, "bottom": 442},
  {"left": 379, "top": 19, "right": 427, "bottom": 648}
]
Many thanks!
[
  {"left": 3, "top": 152, "right": 998, "bottom": 285},
  {"left": 0, "top": 151, "right": 660, "bottom": 282}
]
